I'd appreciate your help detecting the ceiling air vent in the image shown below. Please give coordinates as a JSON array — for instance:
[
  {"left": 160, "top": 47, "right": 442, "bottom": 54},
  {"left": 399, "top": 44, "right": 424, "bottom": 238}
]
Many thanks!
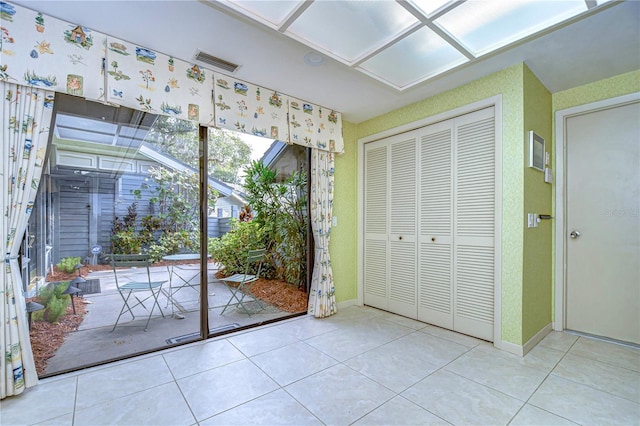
[{"left": 194, "top": 50, "right": 239, "bottom": 73}]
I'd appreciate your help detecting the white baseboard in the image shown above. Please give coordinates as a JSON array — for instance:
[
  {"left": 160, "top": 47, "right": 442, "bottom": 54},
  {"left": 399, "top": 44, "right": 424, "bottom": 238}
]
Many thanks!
[
  {"left": 494, "top": 323, "right": 553, "bottom": 356},
  {"left": 337, "top": 298, "right": 358, "bottom": 311},
  {"left": 494, "top": 339, "right": 524, "bottom": 356},
  {"left": 523, "top": 323, "right": 553, "bottom": 355}
]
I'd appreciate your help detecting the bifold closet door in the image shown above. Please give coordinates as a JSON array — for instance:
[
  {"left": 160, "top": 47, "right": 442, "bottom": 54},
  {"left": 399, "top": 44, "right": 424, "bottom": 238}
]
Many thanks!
[
  {"left": 417, "top": 107, "right": 495, "bottom": 341},
  {"left": 453, "top": 107, "right": 496, "bottom": 341},
  {"left": 364, "top": 132, "right": 418, "bottom": 317},
  {"left": 418, "top": 119, "right": 454, "bottom": 329},
  {"left": 364, "top": 107, "right": 495, "bottom": 341},
  {"left": 363, "top": 140, "right": 388, "bottom": 310}
]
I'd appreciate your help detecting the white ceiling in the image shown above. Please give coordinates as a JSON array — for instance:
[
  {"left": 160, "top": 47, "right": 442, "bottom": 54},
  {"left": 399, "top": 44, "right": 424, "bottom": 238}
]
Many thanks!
[{"left": 13, "top": 0, "right": 640, "bottom": 123}]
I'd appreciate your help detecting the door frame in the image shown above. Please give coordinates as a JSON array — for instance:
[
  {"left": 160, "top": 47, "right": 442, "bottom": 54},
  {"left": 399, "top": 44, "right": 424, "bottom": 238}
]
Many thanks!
[
  {"left": 357, "top": 94, "right": 503, "bottom": 347},
  {"left": 553, "top": 92, "right": 640, "bottom": 331}
]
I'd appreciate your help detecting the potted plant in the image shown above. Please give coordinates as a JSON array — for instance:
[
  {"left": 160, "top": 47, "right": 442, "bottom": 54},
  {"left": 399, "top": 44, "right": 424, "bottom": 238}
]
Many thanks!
[{"left": 35, "top": 13, "right": 45, "bottom": 32}]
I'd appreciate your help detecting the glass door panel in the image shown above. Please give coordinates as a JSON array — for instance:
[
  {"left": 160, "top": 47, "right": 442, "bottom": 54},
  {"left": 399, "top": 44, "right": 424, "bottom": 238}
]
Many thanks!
[
  {"left": 29, "top": 94, "right": 202, "bottom": 377},
  {"left": 206, "top": 129, "right": 309, "bottom": 335}
]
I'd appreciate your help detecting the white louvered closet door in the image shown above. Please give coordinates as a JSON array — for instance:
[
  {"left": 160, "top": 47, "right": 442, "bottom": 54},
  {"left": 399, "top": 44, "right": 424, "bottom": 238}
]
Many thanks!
[
  {"left": 388, "top": 133, "right": 418, "bottom": 317},
  {"left": 418, "top": 119, "right": 454, "bottom": 328},
  {"left": 453, "top": 106, "right": 495, "bottom": 341},
  {"left": 364, "top": 106, "right": 496, "bottom": 340},
  {"left": 364, "top": 140, "right": 389, "bottom": 310}
]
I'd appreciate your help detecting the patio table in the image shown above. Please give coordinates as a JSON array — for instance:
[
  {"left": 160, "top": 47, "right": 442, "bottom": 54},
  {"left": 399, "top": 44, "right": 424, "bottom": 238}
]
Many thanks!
[{"left": 162, "top": 253, "right": 205, "bottom": 317}]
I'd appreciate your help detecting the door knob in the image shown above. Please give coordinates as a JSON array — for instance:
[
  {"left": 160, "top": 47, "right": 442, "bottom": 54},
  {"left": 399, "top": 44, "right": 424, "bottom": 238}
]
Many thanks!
[{"left": 570, "top": 230, "right": 581, "bottom": 239}]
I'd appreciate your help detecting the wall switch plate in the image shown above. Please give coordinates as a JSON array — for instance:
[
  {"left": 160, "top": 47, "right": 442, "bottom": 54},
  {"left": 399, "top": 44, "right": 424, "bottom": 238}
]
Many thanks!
[
  {"left": 332, "top": 216, "right": 338, "bottom": 227},
  {"left": 527, "top": 213, "right": 539, "bottom": 228},
  {"left": 544, "top": 167, "right": 553, "bottom": 183}
]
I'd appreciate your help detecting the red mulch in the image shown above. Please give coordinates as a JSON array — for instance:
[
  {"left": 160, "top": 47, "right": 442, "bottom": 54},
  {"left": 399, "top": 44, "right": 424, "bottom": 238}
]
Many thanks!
[
  {"left": 215, "top": 270, "right": 308, "bottom": 313},
  {"left": 28, "top": 296, "right": 87, "bottom": 376},
  {"left": 251, "top": 278, "right": 308, "bottom": 313}
]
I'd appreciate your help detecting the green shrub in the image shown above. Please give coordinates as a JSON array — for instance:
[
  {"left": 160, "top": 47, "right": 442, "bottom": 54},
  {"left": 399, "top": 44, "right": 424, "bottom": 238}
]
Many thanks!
[
  {"left": 147, "top": 230, "right": 198, "bottom": 262},
  {"left": 243, "top": 160, "right": 308, "bottom": 287},
  {"left": 56, "top": 256, "right": 82, "bottom": 274},
  {"left": 111, "top": 230, "right": 143, "bottom": 254},
  {"left": 33, "top": 282, "right": 71, "bottom": 324},
  {"left": 208, "top": 219, "right": 269, "bottom": 277},
  {"left": 45, "top": 295, "right": 68, "bottom": 323}
]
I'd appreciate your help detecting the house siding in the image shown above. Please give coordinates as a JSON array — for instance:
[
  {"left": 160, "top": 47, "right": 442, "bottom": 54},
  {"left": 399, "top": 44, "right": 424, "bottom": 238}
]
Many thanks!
[{"left": 56, "top": 179, "right": 91, "bottom": 263}]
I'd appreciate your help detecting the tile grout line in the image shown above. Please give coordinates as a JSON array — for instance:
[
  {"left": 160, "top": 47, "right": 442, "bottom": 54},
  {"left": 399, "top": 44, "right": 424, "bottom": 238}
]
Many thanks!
[
  {"left": 332, "top": 318, "right": 482, "bottom": 425},
  {"left": 161, "top": 352, "right": 199, "bottom": 425},
  {"left": 507, "top": 335, "right": 582, "bottom": 425},
  {"left": 544, "top": 336, "right": 640, "bottom": 405},
  {"left": 71, "top": 375, "right": 79, "bottom": 426}
]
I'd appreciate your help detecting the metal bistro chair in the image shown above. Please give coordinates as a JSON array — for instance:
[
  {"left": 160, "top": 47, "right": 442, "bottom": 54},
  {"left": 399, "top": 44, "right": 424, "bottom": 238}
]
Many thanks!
[
  {"left": 110, "top": 254, "right": 166, "bottom": 332},
  {"left": 220, "top": 248, "right": 266, "bottom": 316}
]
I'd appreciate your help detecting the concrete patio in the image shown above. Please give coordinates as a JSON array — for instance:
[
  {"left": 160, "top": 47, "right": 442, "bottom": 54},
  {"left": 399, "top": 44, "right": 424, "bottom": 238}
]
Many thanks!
[{"left": 43, "top": 262, "right": 294, "bottom": 375}]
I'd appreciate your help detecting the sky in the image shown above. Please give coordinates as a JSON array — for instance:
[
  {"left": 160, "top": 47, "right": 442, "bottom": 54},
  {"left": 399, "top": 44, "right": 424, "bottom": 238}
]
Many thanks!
[{"left": 238, "top": 132, "right": 274, "bottom": 161}]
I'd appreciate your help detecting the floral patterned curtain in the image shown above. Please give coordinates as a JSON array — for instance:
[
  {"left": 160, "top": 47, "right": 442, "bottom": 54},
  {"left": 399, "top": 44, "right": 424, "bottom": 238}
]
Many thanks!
[
  {"left": 1, "top": 82, "right": 54, "bottom": 398},
  {"left": 308, "top": 149, "right": 337, "bottom": 318}
]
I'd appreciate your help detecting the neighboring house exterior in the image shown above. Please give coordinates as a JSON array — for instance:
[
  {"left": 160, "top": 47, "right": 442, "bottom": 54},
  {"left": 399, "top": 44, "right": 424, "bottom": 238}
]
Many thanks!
[{"left": 260, "top": 140, "right": 308, "bottom": 181}]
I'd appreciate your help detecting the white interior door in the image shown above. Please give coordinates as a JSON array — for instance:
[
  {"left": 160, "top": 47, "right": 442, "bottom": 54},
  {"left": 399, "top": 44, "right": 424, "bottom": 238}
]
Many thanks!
[{"left": 566, "top": 100, "right": 640, "bottom": 344}]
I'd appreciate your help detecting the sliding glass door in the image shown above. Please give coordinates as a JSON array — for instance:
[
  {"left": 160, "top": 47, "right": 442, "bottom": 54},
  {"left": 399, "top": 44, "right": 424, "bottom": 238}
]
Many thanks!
[{"left": 27, "top": 94, "right": 310, "bottom": 378}]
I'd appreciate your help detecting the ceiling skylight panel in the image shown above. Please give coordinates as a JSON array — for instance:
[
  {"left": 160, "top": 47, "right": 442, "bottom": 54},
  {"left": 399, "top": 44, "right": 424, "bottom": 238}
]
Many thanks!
[
  {"left": 286, "top": 0, "right": 418, "bottom": 63},
  {"left": 409, "top": 0, "right": 455, "bottom": 17},
  {"left": 56, "top": 114, "right": 117, "bottom": 135},
  {"left": 226, "top": 0, "right": 302, "bottom": 27},
  {"left": 434, "top": 0, "right": 588, "bottom": 56},
  {"left": 360, "top": 26, "right": 468, "bottom": 89},
  {"left": 57, "top": 128, "right": 115, "bottom": 145}
]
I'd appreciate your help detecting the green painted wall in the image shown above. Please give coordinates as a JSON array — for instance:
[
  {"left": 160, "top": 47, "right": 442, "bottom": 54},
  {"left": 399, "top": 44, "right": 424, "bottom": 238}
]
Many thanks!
[
  {"left": 552, "top": 69, "right": 640, "bottom": 112},
  {"left": 331, "top": 120, "right": 358, "bottom": 303},
  {"left": 333, "top": 63, "right": 527, "bottom": 345},
  {"left": 522, "top": 66, "right": 553, "bottom": 342}
]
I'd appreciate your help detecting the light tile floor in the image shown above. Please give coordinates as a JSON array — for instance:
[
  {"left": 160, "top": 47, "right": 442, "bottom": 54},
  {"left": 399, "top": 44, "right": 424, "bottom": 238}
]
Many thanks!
[{"left": 3, "top": 306, "right": 639, "bottom": 425}]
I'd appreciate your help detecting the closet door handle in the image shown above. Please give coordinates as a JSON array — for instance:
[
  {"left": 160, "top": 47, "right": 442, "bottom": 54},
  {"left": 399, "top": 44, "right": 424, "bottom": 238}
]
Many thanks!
[
  {"left": 398, "top": 236, "right": 403, "bottom": 241},
  {"left": 431, "top": 237, "right": 436, "bottom": 242}
]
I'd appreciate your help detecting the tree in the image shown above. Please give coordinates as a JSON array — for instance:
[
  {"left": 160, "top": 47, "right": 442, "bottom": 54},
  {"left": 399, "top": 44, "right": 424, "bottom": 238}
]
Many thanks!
[
  {"left": 144, "top": 116, "right": 199, "bottom": 163},
  {"left": 144, "top": 117, "right": 252, "bottom": 185},
  {"left": 207, "top": 129, "right": 251, "bottom": 184}
]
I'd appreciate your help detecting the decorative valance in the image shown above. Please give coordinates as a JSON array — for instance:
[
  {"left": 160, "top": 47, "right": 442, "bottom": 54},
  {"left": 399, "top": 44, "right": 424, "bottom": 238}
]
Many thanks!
[
  {"left": 288, "top": 96, "right": 344, "bottom": 153},
  {"left": 213, "top": 73, "right": 289, "bottom": 141},
  {"left": 212, "top": 72, "right": 344, "bottom": 153},
  {"left": 105, "top": 37, "right": 214, "bottom": 126},
  {"left": 1, "top": 1, "right": 344, "bottom": 153},
  {"left": 0, "top": 1, "right": 105, "bottom": 101}
]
